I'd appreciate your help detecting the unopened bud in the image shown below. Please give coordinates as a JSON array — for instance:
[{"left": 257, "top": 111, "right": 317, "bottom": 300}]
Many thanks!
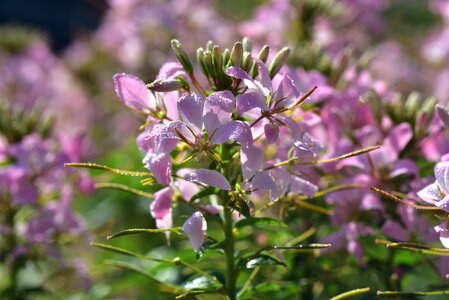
[
  {"left": 404, "top": 92, "right": 420, "bottom": 117},
  {"left": 222, "top": 48, "right": 230, "bottom": 65},
  {"left": 257, "top": 45, "right": 270, "bottom": 63},
  {"left": 197, "top": 48, "right": 209, "bottom": 77},
  {"left": 212, "top": 45, "right": 222, "bottom": 72},
  {"left": 242, "top": 52, "right": 253, "bottom": 72},
  {"left": 242, "top": 37, "right": 252, "bottom": 52},
  {"left": 203, "top": 50, "right": 215, "bottom": 77},
  {"left": 147, "top": 79, "right": 184, "bottom": 92},
  {"left": 269, "top": 47, "right": 291, "bottom": 78},
  {"left": 230, "top": 42, "right": 243, "bottom": 67},
  {"left": 206, "top": 40, "right": 215, "bottom": 52},
  {"left": 171, "top": 39, "right": 193, "bottom": 74}
]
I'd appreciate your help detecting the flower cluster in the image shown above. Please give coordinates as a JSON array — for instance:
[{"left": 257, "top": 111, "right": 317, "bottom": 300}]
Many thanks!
[{"left": 113, "top": 39, "right": 326, "bottom": 251}]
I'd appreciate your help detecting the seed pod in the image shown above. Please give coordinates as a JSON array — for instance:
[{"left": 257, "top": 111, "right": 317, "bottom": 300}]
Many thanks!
[{"left": 269, "top": 47, "right": 291, "bottom": 78}]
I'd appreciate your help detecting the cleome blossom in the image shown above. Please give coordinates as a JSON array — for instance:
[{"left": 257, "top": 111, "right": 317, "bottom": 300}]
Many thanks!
[{"left": 113, "top": 40, "right": 325, "bottom": 252}]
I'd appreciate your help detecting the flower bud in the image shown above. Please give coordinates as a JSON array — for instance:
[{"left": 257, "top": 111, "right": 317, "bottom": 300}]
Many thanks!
[
  {"left": 212, "top": 45, "right": 222, "bottom": 73},
  {"left": 230, "top": 42, "right": 243, "bottom": 67},
  {"left": 404, "top": 92, "right": 420, "bottom": 118},
  {"left": 147, "top": 79, "right": 184, "bottom": 92},
  {"left": 222, "top": 48, "right": 230, "bottom": 66},
  {"left": 257, "top": 45, "right": 270, "bottom": 63},
  {"left": 206, "top": 40, "right": 215, "bottom": 52},
  {"left": 203, "top": 50, "right": 215, "bottom": 77},
  {"left": 269, "top": 47, "right": 291, "bottom": 78},
  {"left": 242, "top": 52, "right": 253, "bottom": 72},
  {"left": 197, "top": 47, "right": 210, "bottom": 77},
  {"left": 171, "top": 39, "right": 193, "bottom": 74},
  {"left": 242, "top": 37, "right": 252, "bottom": 52}
]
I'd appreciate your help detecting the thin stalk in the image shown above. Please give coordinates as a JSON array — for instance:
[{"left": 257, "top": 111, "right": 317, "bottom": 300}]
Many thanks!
[
  {"left": 330, "top": 287, "right": 371, "bottom": 300},
  {"left": 224, "top": 206, "right": 237, "bottom": 300}
]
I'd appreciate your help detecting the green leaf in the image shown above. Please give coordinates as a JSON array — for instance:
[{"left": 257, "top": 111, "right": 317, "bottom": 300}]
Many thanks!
[
  {"left": 239, "top": 254, "right": 287, "bottom": 269},
  {"left": 182, "top": 275, "right": 221, "bottom": 290},
  {"left": 235, "top": 217, "right": 287, "bottom": 229}
]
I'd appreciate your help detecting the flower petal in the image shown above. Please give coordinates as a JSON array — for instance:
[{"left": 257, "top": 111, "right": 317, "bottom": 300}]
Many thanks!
[
  {"left": 417, "top": 182, "right": 441, "bottom": 204},
  {"left": 144, "top": 153, "right": 172, "bottom": 185},
  {"left": 293, "top": 132, "right": 324, "bottom": 157},
  {"left": 437, "top": 104, "right": 449, "bottom": 128},
  {"left": 113, "top": 73, "right": 155, "bottom": 112},
  {"left": 264, "top": 124, "right": 279, "bottom": 144},
  {"left": 389, "top": 159, "right": 419, "bottom": 179},
  {"left": 226, "top": 66, "right": 270, "bottom": 96},
  {"left": 182, "top": 212, "right": 207, "bottom": 251},
  {"left": 384, "top": 123, "right": 413, "bottom": 161},
  {"left": 382, "top": 220, "right": 409, "bottom": 241},
  {"left": 203, "top": 91, "right": 235, "bottom": 134},
  {"left": 436, "top": 196, "right": 449, "bottom": 213},
  {"left": 150, "top": 187, "right": 173, "bottom": 241},
  {"left": 251, "top": 171, "right": 279, "bottom": 199},
  {"left": 236, "top": 91, "right": 268, "bottom": 114},
  {"left": 435, "top": 161, "right": 449, "bottom": 194},
  {"left": 184, "top": 169, "right": 231, "bottom": 190},
  {"left": 146, "top": 121, "right": 195, "bottom": 148},
  {"left": 150, "top": 187, "right": 173, "bottom": 229},
  {"left": 435, "top": 222, "right": 449, "bottom": 248},
  {"left": 156, "top": 62, "right": 185, "bottom": 80},
  {"left": 240, "top": 146, "right": 264, "bottom": 180},
  {"left": 256, "top": 60, "right": 272, "bottom": 91},
  {"left": 211, "top": 121, "right": 253, "bottom": 148},
  {"left": 178, "top": 93, "right": 204, "bottom": 132},
  {"left": 274, "top": 73, "right": 300, "bottom": 107},
  {"left": 289, "top": 177, "right": 318, "bottom": 198}
]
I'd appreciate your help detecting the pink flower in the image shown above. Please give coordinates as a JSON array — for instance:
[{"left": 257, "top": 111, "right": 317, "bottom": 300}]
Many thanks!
[{"left": 182, "top": 211, "right": 207, "bottom": 251}]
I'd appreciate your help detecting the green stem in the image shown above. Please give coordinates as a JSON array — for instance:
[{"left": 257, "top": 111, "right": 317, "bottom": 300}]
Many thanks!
[
  {"left": 5, "top": 205, "right": 18, "bottom": 298},
  {"left": 224, "top": 206, "right": 236, "bottom": 300}
]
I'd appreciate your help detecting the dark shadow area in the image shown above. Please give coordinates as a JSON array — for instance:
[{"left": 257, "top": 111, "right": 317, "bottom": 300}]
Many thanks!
[{"left": 0, "top": 0, "right": 107, "bottom": 51}]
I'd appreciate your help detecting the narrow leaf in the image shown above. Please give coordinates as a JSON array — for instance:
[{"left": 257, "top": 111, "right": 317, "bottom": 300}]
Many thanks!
[
  {"left": 65, "top": 162, "right": 151, "bottom": 177},
  {"left": 107, "top": 227, "right": 182, "bottom": 240},
  {"left": 240, "top": 254, "right": 286, "bottom": 269}
]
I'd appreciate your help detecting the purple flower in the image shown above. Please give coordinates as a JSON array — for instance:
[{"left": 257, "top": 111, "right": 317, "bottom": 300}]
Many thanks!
[
  {"left": 150, "top": 187, "right": 173, "bottom": 241},
  {"left": 182, "top": 211, "right": 207, "bottom": 251},
  {"left": 113, "top": 73, "right": 156, "bottom": 113}
]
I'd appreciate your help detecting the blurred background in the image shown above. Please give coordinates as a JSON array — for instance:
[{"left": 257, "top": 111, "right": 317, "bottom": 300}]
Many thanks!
[{"left": 1, "top": 0, "right": 449, "bottom": 299}]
